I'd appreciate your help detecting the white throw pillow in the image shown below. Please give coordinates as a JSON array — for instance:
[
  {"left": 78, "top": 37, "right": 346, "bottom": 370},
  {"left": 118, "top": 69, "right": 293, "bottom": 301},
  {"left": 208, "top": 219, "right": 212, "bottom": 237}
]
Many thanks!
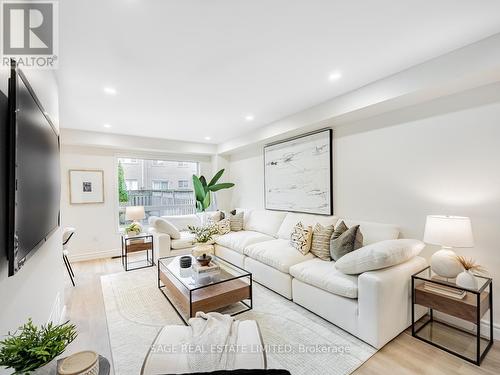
[
  {"left": 154, "top": 218, "right": 181, "bottom": 240},
  {"left": 335, "top": 239, "right": 425, "bottom": 275}
]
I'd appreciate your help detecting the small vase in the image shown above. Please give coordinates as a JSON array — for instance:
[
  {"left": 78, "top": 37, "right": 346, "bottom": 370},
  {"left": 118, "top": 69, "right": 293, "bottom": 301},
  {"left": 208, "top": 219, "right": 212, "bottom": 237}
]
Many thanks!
[{"left": 456, "top": 270, "right": 478, "bottom": 290}]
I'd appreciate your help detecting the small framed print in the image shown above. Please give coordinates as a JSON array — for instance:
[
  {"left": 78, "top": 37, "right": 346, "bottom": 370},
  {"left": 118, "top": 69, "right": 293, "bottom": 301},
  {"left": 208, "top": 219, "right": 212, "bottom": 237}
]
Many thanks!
[{"left": 69, "top": 169, "right": 104, "bottom": 204}]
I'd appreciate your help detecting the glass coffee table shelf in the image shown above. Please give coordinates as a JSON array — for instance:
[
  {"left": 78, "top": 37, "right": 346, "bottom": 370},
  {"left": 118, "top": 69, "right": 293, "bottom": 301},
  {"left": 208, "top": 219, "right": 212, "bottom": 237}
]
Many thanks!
[
  {"left": 411, "top": 266, "right": 493, "bottom": 365},
  {"left": 158, "top": 255, "right": 252, "bottom": 324}
]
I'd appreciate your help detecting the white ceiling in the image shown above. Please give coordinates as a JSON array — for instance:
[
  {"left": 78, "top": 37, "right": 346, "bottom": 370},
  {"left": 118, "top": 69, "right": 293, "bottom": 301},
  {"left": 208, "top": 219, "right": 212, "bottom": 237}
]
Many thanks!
[{"left": 57, "top": 0, "right": 500, "bottom": 144}]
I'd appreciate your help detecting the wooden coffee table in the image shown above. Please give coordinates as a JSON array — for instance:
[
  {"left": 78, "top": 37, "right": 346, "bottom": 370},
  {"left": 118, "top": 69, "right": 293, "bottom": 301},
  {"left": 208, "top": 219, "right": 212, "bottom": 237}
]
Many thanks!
[{"left": 157, "top": 255, "right": 252, "bottom": 324}]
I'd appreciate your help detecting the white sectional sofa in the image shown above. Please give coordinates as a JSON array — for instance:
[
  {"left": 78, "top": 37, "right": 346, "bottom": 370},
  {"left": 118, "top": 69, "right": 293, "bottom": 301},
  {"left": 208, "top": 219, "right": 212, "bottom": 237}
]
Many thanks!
[{"left": 213, "top": 209, "right": 427, "bottom": 349}]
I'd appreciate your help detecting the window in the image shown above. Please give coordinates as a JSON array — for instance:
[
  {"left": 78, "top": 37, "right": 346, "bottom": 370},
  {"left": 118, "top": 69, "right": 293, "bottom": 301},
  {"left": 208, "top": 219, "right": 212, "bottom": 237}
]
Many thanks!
[
  {"left": 152, "top": 180, "right": 170, "bottom": 190},
  {"left": 125, "top": 179, "right": 138, "bottom": 190},
  {"left": 117, "top": 157, "right": 199, "bottom": 228},
  {"left": 152, "top": 160, "right": 167, "bottom": 166}
]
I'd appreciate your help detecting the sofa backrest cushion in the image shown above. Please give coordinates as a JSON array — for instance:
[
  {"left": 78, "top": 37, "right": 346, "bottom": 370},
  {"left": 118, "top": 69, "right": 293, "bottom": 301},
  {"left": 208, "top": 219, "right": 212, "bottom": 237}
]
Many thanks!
[
  {"left": 339, "top": 219, "right": 399, "bottom": 245},
  {"left": 335, "top": 239, "right": 425, "bottom": 275},
  {"left": 243, "top": 209, "right": 287, "bottom": 237},
  {"left": 160, "top": 214, "right": 200, "bottom": 231},
  {"left": 277, "top": 213, "right": 338, "bottom": 240}
]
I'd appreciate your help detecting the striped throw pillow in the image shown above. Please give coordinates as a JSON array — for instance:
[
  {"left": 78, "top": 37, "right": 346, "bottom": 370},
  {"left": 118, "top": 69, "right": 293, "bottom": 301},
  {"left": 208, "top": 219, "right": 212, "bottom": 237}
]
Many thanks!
[
  {"left": 311, "top": 223, "right": 335, "bottom": 260},
  {"left": 229, "top": 211, "right": 244, "bottom": 231},
  {"left": 290, "top": 222, "right": 313, "bottom": 255}
]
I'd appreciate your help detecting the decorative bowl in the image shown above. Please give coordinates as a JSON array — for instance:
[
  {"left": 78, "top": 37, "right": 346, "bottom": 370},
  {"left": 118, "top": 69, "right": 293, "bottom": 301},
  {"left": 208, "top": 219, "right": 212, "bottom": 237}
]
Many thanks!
[
  {"left": 196, "top": 254, "right": 212, "bottom": 266},
  {"left": 58, "top": 351, "right": 99, "bottom": 375}
]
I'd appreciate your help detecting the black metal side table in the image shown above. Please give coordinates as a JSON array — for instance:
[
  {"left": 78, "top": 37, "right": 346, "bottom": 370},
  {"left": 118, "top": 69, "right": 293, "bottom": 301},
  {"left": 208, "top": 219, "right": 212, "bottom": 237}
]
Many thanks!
[
  {"left": 411, "top": 266, "right": 493, "bottom": 365},
  {"left": 121, "top": 233, "right": 154, "bottom": 271}
]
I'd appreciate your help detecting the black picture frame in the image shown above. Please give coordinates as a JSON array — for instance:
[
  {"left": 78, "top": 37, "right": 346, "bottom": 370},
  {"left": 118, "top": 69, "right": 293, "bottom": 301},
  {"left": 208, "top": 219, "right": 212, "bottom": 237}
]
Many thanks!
[{"left": 263, "top": 128, "right": 333, "bottom": 216}]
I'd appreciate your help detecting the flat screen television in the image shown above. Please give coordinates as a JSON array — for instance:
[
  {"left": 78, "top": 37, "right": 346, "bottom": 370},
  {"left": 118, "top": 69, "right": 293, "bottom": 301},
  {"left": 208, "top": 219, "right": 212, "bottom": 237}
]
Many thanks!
[{"left": 6, "top": 63, "right": 60, "bottom": 276}]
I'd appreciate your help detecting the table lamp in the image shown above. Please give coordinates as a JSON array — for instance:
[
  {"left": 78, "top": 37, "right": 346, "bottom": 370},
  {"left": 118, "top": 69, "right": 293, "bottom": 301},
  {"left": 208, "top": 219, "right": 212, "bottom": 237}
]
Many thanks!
[
  {"left": 423, "top": 215, "right": 474, "bottom": 279},
  {"left": 125, "top": 206, "right": 145, "bottom": 229}
]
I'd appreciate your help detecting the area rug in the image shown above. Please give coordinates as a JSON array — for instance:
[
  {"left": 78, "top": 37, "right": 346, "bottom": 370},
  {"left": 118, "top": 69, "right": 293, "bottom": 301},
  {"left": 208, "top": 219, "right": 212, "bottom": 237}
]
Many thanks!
[{"left": 101, "top": 268, "right": 376, "bottom": 375}]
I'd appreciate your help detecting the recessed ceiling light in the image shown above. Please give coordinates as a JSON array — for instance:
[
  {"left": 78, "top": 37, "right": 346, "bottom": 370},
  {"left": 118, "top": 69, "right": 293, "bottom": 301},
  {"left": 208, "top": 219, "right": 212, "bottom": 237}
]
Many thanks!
[
  {"left": 204, "top": 136, "right": 211, "bottom": 141},
  {"left": 103, "top": 123, "right": 112, "bottom": 128},
  {"left": 103, "top": 87, "right": 117, "bottom": 95},
  {"left": 245, "top": 115, "right": 254, "bottom": 122},
  {"left": 328, "top": 71, "right": 342, "bottom": 81}
]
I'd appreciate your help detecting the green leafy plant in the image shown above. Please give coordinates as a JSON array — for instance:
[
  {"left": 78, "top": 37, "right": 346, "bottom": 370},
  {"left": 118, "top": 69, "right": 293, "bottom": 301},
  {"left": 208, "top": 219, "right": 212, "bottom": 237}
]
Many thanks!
[
  {"left": 126, "top": 222, "right": 141, "bottom": 234},
  {"left": 192, "top": 169, "right": 234, "bottom": 212},
  {"left": 188, "top": 224, "right": 219, "bottom": 243},
  {"left": 118, "top": 162, "right": 129, "bottom": 204},
  {"left": 0, "top": 319, "right": 77, "bottom": 374}
]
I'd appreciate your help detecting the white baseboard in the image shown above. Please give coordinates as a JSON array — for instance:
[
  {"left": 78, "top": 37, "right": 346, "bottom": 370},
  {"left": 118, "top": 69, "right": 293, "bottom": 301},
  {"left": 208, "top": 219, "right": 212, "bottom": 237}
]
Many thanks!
[
  {"left": 434, "top": 311, "right": 498, "bottom": 340},
  {"left": 69, "top": 248, "right": 121, "bottom": 262},
  {"left": 481, "top": 319, "right": 500, "bottom": 340}
]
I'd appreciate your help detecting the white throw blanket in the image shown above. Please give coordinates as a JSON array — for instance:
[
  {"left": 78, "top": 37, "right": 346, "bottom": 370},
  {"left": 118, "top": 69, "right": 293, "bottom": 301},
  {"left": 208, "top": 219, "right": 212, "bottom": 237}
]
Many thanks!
[{"left": 187, "top": 312, "right": 240, "bottom": 372}]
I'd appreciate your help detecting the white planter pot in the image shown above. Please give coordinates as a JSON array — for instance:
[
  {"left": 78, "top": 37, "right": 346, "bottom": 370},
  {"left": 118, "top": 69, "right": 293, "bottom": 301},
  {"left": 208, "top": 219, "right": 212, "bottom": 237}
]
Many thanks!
[
  {"left": 456, "top": 270, "right": 478, "bottom": 290},
  {"left": 192, "top": 243, "right": 215, "bottom": 257}
]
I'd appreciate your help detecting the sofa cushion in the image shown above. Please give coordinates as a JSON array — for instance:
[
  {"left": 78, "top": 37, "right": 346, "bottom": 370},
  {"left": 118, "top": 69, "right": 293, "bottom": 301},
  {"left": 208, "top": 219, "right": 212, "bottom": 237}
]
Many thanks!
[
  {"left": 244, "top": 239, "right": 314, "bottom": 273},
  {"left": 215, "top": 231, "right": 274, "bottom": 254},
  {"left": 330, "top": 223, "right": 362, "bottom": 261},
  {"left": 289, "top": 258, "right": 359, "bottom": 299},
  {"left": 310, "top": 223, "right": 335, "bottom": 260},
  {"left": 335, "top": 239, "right": 425, "bottom": 275},
  {"left": 161, "top": 214, "right": 201, "bottom": 231},
  {"left": 244, "top": 209, "right": 287, "bottom": 237},
  {"left": 277, "top": 213, "right": 338, "bottom": 240},
  {"left": 290, "top": 222, "right": 313, "bottom": 255},
  {"left": 170, "top": 231, "right": 195, "bottom": 250},
  {"left": 229, "top": 211, "right": 245, "bottom": 231},
  {"left": 339, "top": 219, "right": 399, "bottom": 245},
  {"left": 153, "top": 217, "right": 181, "bottom": 240}
]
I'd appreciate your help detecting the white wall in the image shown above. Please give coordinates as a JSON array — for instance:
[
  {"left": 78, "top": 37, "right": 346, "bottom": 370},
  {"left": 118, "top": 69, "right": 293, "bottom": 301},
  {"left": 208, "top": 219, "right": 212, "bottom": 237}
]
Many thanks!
[
  {"left": 60, "top": 144, "right": 213, "bottom": 260},
  {"left": 228, "top": 90, "right": 500, "bottom": 330},
  {"left": 0, "top": 68, "right": 65, "bottom": 359}
]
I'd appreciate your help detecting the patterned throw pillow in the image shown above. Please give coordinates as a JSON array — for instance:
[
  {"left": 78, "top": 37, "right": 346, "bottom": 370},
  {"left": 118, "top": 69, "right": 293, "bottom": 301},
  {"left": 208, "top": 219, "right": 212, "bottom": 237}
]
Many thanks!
[
  {"left": 290, "top": 222, "right": 313, "bottom": 255},
  {"left": 217, "top": 218, "right": 231, "bottom": 235},
  {"left": 229, "top": 211, "right": 244, "bottom": 231},
  {"left": 311, "top": 223, "right": 335, "bottom": 261},
  {"left": 330, "top": 221, "right": 363, "bottom": 261}
]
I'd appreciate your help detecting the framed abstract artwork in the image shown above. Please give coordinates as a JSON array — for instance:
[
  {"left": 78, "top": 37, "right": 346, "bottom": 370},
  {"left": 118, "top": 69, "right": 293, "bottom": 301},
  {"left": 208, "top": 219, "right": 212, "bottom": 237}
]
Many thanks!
[
  {"left": 264, "top": 128, "right": 333, "bottom": 215},
  {"left": 69, "top": 169, "right": 104, "bottom": 204}
]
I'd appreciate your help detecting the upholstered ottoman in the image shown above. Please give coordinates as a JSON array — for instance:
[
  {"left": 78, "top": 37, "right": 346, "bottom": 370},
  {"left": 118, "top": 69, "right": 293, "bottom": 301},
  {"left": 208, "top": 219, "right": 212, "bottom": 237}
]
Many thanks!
[{"left": 141, "top": 320, "right": 266, "bottom": 375}]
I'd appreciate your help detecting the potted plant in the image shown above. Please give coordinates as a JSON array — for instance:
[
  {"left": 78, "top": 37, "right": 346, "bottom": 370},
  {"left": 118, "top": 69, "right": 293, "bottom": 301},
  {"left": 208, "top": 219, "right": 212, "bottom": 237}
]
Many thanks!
[
  {"left": 125, "top": 222, "right": 142, "bottom": 236},
  {"left": 455, "top": 256, "right": 485, "bottom": 290},
  {"left": 192, "top": 169, "right": 234, "bottom": 224},
  {"left": 188, "top": 223, "right": 219, "bottom": 257},
  {"left": 0, "top": 319, "right": 77, "bottom": 374}
]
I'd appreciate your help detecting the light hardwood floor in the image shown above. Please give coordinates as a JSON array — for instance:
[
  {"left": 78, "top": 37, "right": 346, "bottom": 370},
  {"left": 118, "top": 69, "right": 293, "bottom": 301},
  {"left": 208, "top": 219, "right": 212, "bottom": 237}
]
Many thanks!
[{"left": 64, "top": 258, "right": 499, "bottom": 375}]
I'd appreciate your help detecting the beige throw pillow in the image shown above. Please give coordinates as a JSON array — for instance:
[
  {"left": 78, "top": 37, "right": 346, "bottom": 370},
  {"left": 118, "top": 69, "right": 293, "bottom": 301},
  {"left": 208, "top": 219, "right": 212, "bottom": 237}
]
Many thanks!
[
  {"left": 229, "top": 211, "right": 244, "bottom": 231},
  {"left": 154, "top": 218, "right": 181, "bottom": 240},
  {"left": 217, "top": 218, "right": 231, "bottom": 235},
  {"left": 311, "top": 223, "right": 335, "bottom": 261},
  {"left": 290, "top": 222, "right": 313, "bottom": 255}
]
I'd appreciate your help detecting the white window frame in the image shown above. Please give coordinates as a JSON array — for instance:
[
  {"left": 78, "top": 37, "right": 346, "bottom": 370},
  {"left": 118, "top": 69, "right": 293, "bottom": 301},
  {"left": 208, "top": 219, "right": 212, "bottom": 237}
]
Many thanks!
[{"left": 152, "top": 179, "right": 170, "bottom": 190}]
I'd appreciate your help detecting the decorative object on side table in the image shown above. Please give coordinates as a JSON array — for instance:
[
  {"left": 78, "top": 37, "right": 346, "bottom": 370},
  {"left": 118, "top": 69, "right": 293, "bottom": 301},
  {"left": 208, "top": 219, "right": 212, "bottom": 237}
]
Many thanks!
[
  {"left": 57, "top": 354, "right": 110, "bottom": 375},
  {"left": 125, "top": 206, "right": 146, "bottom": 235},
  {"left": 455, "top": 256, "right": 485, "bottom": 290},
  {"left": 412, "top": 266, "right": 493, "bottom": 365},
  {"left": 423, "top": 215, "right": 474, "bottom": 279},
  {"left": 0, "top": 319, "right": 77, "bottom": 374},
  {"left": 121, "top": 233, "right": 154, "bottom": 271}
]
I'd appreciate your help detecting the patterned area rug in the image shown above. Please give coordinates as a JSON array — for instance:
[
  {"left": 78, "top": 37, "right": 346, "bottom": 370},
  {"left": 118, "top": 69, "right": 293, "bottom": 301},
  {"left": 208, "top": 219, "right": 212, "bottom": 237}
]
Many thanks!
[{"left": 101, "top": 268, "right": 376, "bottom": 375}]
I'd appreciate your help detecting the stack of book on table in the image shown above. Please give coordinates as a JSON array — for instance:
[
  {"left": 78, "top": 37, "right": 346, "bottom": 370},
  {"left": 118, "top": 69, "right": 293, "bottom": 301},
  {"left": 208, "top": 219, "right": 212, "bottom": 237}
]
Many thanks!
[
  {"left": 193, "top": 262, "right": 220, "bottom": 283},
  {"left": 424, "top": 280, "right": 466, "bottom": 299}
]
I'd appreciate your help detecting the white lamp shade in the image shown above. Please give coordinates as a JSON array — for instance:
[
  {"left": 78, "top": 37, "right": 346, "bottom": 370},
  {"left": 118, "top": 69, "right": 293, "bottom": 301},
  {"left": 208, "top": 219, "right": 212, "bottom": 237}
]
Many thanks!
[
  {"left": 125, "top": 206, "right": 145, "bottom": 221},
  {"left": 423, "top": 215, "right": 474, "bottom": 248}
]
